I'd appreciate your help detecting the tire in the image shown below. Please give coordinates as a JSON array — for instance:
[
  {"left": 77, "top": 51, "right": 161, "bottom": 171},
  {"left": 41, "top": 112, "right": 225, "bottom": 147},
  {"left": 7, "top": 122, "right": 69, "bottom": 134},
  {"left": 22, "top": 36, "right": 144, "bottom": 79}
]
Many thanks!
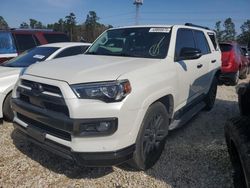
[
  {"left": 232, "top": 71, "right": 240, "bottom": 86},
  {"left": 204, "top": 77, "right": 217, "bottom": 111},
  {"left": 3, "top": 92, "right": 14, "bottom": 122},
  {"left": 238, "top": 83, "right": 250, "bottom": 116},
  {"left": 127, "top": 102, "right": 169, "bottom": 170},
  {"left": 225, "top": 116, "right": 250, "bottom": 188},
  {"left": 240, "top": 67, "right": 248, "bottom": 79}
]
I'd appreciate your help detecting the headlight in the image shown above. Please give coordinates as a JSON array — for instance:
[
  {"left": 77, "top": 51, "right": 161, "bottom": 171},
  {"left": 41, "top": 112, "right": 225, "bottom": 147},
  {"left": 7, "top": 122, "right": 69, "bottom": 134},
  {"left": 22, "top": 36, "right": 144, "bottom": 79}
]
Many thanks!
[{"left": 71, "top": 80, "right": 131, "bottom": 102}]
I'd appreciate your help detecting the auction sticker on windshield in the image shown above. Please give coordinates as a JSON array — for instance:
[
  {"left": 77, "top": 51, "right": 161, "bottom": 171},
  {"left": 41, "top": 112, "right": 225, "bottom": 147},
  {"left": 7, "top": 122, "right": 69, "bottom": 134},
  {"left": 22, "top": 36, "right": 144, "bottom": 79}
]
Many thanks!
[
  {"left": 33, "top": 54, "right": 45, "bottom": 59},
  {"left": 149, "top": 28, "right": 171, "bottom": 33}
]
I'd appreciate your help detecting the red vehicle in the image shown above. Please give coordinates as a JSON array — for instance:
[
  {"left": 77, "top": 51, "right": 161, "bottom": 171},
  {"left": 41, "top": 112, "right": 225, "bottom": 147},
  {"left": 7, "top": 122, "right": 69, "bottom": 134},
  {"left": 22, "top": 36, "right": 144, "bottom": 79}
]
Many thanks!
[
  {"left": 219, "top": 42, "right": 249, "bottom": 85},
  {"left": 0, "top": 29, "right": 70, "bottom": 63}
]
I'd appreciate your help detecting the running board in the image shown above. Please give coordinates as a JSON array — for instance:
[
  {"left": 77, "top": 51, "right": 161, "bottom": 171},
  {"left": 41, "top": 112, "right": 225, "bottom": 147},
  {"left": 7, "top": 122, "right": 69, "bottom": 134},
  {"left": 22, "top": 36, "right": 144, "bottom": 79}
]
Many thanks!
[{"left": 169, "top": 101, "right": 206, "bottom": 130}]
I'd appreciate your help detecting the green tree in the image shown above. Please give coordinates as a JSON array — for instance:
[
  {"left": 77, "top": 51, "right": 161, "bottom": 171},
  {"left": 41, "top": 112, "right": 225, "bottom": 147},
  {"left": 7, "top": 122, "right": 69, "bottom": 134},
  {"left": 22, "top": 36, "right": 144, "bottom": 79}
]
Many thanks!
[
  {"left": 0, "top": 16, "right": 9, "bottom": 30},
  {"left": 29, "top": 19, "right": 37, "bottom": 29},
  {"left": 84, "top": 11, "right": 100, "bottom": 42},
  {"left": 237, "top": 20, "right": 250, "bottom": 45},
  {"left": 222, "top": 18, "right": 236, "bottom": 41},
  {"left": 65, "top": 13, "right": 76, "bottom": 41},
  {"left": 215, "top": 21, "right": 223, "bottom": 42},
  {"left": 19, "top": 22, "right": 29, "bottom": 29}
]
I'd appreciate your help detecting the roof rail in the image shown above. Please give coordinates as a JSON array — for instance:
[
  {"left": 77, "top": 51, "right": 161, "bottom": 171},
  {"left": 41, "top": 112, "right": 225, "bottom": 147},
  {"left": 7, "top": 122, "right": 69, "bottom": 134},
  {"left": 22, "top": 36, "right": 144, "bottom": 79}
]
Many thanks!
[
  {"left": 10, "top": 28, "right": 54, "bottom": 32},
  {"left": 185, "top": 23, "right": 210, "bottom": 30}
]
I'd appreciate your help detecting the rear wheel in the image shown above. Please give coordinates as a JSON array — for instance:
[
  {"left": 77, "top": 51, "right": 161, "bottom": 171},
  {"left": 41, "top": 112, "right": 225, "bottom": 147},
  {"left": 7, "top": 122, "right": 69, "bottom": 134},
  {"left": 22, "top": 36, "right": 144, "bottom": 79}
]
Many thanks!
[
  {"left": 3, "top": 92, "right": 14, "bottom": 122},
  {"left": 204, "top": 77, "right": 217, "bottom": 111},
  {"left": 232, "top": 71, "right": 239, "bottom": 86},
  {"left": 127, "top": 102, "right": 169, "bottom": 170},
  {"left": 240, "top": 67, "right": 248, "bottom": 79}
]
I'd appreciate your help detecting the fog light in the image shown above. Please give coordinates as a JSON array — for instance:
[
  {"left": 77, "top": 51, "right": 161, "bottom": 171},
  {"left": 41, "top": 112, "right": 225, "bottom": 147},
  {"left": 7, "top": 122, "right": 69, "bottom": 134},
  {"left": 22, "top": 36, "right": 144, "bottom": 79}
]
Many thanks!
[
  {"left": 97, "top": 122, "right": 111, "bottom": 132},
  {"left": 78, "top": 118, "right": 118, "bottom": 136}
]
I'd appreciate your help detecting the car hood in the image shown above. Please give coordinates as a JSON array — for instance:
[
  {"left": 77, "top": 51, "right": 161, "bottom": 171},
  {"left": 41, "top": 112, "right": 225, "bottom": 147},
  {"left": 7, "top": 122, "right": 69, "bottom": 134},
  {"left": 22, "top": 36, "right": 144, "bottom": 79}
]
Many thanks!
[
  {"left": 0, "top": 66, "right": 22, "bottom": 77},
  {"left": 26, "top": 55, "right": 161, "bottom": 84}
]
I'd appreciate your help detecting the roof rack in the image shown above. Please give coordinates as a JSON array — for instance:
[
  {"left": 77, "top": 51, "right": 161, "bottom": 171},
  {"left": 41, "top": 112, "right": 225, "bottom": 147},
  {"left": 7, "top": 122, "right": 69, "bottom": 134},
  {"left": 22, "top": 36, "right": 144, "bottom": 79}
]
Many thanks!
[
  {"left": 185, "top": 23, "right": 210, "bottom": 30},
  {"left": 10, "top": 28, "right": 54, "bottom": 32}
]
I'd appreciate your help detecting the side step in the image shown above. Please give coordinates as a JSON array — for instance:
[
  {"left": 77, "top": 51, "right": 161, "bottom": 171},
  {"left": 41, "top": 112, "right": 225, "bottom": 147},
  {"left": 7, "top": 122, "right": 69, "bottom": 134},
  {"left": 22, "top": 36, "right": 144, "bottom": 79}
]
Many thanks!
[{"left": 169, "top": 101, "right": 206, "bottom": 130}]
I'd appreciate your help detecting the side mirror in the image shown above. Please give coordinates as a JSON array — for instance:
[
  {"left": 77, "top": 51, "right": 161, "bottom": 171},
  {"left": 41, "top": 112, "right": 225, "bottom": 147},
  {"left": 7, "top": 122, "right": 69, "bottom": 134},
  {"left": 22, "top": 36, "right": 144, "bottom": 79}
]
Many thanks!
[{"left": 177, "top": 47, "right": 202, "bottom": 61}]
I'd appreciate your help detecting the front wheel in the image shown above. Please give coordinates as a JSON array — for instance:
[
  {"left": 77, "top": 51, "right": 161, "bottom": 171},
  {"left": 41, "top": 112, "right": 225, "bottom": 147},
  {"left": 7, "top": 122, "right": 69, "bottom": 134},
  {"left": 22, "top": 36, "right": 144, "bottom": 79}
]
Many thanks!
[
  {"left": 3, "top": 92, "right": 14, "bottom": 122},
  {"left": 204, "top": 77, "right": 217, "bottom": 111},
  {"left": 127, "top": 102, "right": 169, "bottom": 170}
]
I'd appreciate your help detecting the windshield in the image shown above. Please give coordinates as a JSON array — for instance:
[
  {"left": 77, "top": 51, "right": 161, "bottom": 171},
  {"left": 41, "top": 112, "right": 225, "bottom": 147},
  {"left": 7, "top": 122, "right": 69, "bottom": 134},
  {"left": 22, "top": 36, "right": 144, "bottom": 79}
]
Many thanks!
[
  {"left": 2, "top": 47, "right": 59, "bottom": 67},
  {"left": 86, "top": 27, "right": 171, "bottom": 59},
  {"left": 0, "top": 32, "right": 17, "bottom": 54}
]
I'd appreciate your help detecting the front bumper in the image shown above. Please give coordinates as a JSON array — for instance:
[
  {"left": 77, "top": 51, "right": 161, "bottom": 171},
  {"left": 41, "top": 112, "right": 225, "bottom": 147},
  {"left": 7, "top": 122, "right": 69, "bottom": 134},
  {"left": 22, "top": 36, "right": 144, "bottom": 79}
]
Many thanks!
[
  {"left": 11, "top": 98, "right": 135, "bottom": 166},
  {"left": 14, "top": 122, "right": 135, "bottom": 166}
]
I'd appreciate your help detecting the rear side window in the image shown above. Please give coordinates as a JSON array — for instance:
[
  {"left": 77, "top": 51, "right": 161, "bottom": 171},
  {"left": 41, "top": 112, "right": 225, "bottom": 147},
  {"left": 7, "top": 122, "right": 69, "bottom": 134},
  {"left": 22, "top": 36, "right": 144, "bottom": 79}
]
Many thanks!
[
  {"left": 194, "top": 30, "right": 210, "bottom": 54},
  {"left": 14, "top": 34, "right": 37, "bottom": 52},
  {"left": 175, "top": 29, "right": 195, "bottom": 59},
  {"left": 55, "top": 46, "right": 87, "bottom": 59},
  {"left": 44, "top": 34, "right": 70, "bottom": 43},
  {"left": 207, "top": 33, "right": 219, "bottom": 51},
  {"left": 219, "top": 44, "right": 233, "bottom": 52},
  {"left": 0, "top": 32, "right": 17, "bottom": 54}
]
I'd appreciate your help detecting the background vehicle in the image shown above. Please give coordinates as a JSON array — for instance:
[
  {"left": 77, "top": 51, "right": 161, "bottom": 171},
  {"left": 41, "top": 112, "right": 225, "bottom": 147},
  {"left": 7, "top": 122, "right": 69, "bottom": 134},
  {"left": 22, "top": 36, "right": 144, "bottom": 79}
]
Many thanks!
[
  {"left": 0, "top": 29, "right": 70, "bottom": 63},
  {"left": 241, "top": 46, "right": 250, "bottom": 74},
  {"left": 12, "top": 24, "right": 220, "bottom": 170},
  {"left": 0, "top": 42, "right": 91, "bottom": 121},
  {"left": 219, "top": 42, "right": 248, "bottom": 85},
  {"left": 225, "top": 82, "right": 250, "bottom": 188}
]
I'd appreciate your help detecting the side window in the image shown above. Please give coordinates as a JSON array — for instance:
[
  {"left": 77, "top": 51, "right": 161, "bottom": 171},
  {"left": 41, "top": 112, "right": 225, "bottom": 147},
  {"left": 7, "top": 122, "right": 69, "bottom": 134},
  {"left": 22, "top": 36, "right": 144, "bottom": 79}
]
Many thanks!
[
  {"left": 54, "top": 46, "right": 85, "bottom": 59},
  {"left": 208, "top": 33, "right": 219, "bottom": 51},
  {"left": 14, "top": 34, "right": 37, "bottom": 52},
  {"left": 194, "top": 30, "right": 210, "bottom": 54},
  {"left": 175, "top": 29, "right": 195, "bottom": 60}
]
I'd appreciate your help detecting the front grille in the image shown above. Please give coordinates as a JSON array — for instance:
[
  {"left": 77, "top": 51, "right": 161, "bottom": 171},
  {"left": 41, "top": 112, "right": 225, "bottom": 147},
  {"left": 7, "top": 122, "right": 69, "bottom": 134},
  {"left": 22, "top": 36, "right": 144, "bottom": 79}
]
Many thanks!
[
  {"left": 18, "top": 79, "right": 69, "bottom": 116},
  {"left": 17, "top": 113, "right": 72, "bottom": 141},
  {"left": 21, "top": 79, "right": 62, "bottom": 95}
]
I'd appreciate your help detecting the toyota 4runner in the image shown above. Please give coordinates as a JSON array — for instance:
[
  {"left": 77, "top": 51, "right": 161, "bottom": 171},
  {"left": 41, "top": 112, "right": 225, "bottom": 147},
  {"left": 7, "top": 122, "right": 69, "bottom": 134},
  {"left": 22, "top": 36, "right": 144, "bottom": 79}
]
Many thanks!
[{"left": 11, "top": 24, "right": 221, "bottom": 170}]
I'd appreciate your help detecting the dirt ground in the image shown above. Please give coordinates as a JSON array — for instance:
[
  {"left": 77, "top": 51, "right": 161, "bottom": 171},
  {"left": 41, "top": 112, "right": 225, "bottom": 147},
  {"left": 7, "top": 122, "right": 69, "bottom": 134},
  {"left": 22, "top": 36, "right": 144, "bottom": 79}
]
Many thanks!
[{"left": 1, "top": 76, "right": 249, "bottom": 188}]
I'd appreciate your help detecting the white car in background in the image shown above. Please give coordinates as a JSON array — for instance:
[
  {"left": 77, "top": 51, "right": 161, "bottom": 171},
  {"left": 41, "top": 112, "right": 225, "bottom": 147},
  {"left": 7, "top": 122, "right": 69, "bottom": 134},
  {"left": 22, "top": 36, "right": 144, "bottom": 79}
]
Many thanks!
[{"left": 0, "top": 42, "right": 91, "bottom": 121}]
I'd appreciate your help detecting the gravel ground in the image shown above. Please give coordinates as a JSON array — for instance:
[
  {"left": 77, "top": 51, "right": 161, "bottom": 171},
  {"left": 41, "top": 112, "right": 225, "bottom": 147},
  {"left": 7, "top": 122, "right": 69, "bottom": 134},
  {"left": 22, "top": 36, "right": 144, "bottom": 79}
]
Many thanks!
[{"left": 1, "top": 76, "right": 249, "bottom": 188}]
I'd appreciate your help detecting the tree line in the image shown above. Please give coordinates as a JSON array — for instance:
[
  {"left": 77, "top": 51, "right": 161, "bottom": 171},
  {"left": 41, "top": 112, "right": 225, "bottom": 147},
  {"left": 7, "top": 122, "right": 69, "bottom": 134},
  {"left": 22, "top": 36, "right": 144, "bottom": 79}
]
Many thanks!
[
  {"left": 0, "top": 13, "right": 250, "bottom": 45},
  {"left": 0, "top": 11, "right": 112, "bottom": 43}
]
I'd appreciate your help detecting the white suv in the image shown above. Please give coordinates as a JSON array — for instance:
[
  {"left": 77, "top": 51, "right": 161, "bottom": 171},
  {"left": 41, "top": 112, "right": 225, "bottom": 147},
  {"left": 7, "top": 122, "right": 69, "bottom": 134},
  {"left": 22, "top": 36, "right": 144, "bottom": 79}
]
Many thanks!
[{"left": 12, "top": 24, "right": 221, "bottom": 170}]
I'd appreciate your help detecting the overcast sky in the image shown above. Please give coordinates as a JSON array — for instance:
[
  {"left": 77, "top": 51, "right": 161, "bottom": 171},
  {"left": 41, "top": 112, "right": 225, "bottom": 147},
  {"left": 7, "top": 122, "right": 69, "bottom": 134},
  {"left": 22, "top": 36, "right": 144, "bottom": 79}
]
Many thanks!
[{"left": 1, "top": 0, "right": 249, "bottom": 33}]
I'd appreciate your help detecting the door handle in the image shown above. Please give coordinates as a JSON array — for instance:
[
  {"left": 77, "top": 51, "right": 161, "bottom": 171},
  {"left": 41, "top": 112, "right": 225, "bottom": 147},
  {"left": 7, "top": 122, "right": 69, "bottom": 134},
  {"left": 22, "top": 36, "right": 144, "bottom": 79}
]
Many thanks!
[
  {"left": 197, "top": 64, "right": 203, "bottom": 68},
  {"left": 211, "top": 60, "right": 216, "bottom": 63}
]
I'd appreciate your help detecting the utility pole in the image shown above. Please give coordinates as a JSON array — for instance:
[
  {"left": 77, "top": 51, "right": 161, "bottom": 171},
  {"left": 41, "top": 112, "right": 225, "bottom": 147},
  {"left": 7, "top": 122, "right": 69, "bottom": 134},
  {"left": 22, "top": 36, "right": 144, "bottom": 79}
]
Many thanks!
[{"left": 133, "top": 0, "right": 143, "bottom": 25}]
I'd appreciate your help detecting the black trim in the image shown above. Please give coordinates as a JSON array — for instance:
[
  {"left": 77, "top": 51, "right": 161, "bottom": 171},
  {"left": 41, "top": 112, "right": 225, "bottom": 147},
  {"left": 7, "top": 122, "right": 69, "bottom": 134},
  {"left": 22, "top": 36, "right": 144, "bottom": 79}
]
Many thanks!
[
  {"left": 11, "top": 98, "right": 118, "bottom": 138},
  {"left": 14, "top": 124, "right": 135, "bottom": 166},
  {"left": 173, "top": 93, "right": 205, "bottom": 120}
]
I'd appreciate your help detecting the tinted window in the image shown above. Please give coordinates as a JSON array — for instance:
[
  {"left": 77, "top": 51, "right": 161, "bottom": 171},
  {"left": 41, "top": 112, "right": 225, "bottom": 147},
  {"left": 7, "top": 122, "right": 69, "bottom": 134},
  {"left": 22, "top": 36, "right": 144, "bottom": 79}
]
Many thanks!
[
  {"left": 219, "top": 44, "right": 233, "bottom": 52},
  {"left": 14, "top": 34, "right": 37, "bottom": 52},
  {"left": 55, "top": 46, "right": 88, "bottom": 59},
  {"left": 2, "top": 47, "right": 59, "bottom": 67},
  {"left": 208, "top": 33, "right": 219, "bottom": 50},
  {"left": 0, "top": 32, "right": 17, "bottom": 54},
  {"left": 44, "top": 34, "right": 70, "bottom": 43},
  {"left": 194, "top": 30, "right": 210, "bottom": 54},
  {"left": 86, "top": 27, "right": 171, "bottom": 59},
  {"left": 175, "top": 29, "right": 195, "bottom": 59}
]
